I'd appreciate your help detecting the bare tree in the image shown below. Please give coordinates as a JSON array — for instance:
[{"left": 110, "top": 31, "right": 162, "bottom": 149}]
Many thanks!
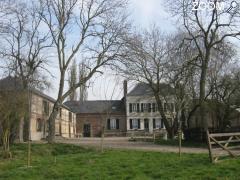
[
  {"left": 167, "top": 0, "right": 240, "bottom": 131},
  {"left": 40, "top": 0, "right": 129, "bottom": 143},
  {"left": 119, "top": 27, "right": 178, "bottom": 138},
  {"left": 0, "top": 1, "right": 51, "bottom": 166},
  {"left": 97, "top": 76, "right": 121, "bottom": 152},
  {"left": 0, "top": 1, "right": 51, "bottom": 89}
]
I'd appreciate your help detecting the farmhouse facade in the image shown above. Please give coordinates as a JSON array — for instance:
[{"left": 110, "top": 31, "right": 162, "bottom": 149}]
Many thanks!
[
  {"left": 0, "top": 76, "right": 76, "bottom": 141},
  {"left": 64, "top": 100, "right": 126, "bottom": 137},
  {"left": 125, "top": 83, "right": 175, "bottom": 136},
  {"left": 64, "top": 81, "right": 174, "bottom": 137}
]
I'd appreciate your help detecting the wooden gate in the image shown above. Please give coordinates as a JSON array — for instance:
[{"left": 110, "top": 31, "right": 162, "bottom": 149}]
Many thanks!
[{"left": 206, "top": 131, "right": 240, "bottom": 163}]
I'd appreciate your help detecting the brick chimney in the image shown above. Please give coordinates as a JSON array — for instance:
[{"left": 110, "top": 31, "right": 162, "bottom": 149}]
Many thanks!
[
  {"left": 123, "top": 79, "right": 127, "bottom": 114},
  {"left": 123, "top": 80, "right": 127, "bottom": 101}
]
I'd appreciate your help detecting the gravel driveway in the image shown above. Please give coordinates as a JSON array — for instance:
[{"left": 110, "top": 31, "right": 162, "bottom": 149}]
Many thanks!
[{"left": 57, "top": 137, "right": 208, "bottom": 154}]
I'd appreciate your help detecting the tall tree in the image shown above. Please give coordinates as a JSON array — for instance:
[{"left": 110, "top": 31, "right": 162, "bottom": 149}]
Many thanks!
[
  {"left": 119, "top": 27, "right": 178, "bottom": 138},
  {"left": 68, "top": 60, "right": 77, "bottom": 101},
  {"left": 79, "top": 62, "right": 88, "bottom": 102},
  {"left": 0, "top": 0, "right": 51, "bottom": 143},
  {"left": 167, "top": 0, "right": 240, "bottom": 131},
  {"left": 40, "top": 0, "right": 129, "bottom": 143}
]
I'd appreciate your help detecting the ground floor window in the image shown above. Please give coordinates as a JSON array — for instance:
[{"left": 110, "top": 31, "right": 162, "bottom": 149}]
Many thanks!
[
  {"left": 36, "top": 118, "right": 42, "bottom": 132},
  {"left": 153, "top": 118, "right": 164, "bottom": 129},
  {"left": 130, "top": 119, "right": 140, "bottom": 129},
  {"left": 107, "top": 119, "right": 119, "bottom": 130}
]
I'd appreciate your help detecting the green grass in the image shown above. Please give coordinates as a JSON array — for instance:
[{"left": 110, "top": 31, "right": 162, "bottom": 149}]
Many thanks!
[{"left": 0, "top": 143, "right": 240, "bottom": 179}]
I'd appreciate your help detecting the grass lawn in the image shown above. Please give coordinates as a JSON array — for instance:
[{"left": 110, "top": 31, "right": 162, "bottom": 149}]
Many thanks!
[{"left": 0, "top": 143, "right": 240, "bottom": 179}]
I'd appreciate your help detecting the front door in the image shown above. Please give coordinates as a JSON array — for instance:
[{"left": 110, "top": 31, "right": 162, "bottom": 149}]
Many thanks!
[
  {"left": 83, "top": 124, "right": 91, "bottom": 137},
  {"left": 144, "top": 119, "right": 149, "bottom": 132}
]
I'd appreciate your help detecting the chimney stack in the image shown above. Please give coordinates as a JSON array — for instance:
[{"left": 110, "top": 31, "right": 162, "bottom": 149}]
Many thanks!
[{"left": 123, "top": 80, "right": 127, "bottom": 100}]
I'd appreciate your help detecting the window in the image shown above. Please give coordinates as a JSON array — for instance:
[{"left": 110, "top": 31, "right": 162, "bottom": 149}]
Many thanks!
[
  {"left": 130, "top": 119, "right": 140, "bottom": 129},
  {"left": 129, "top": 103, "right": 132, "bottom": 113},
  {"left": 107, "top": 119, "right": 119, "bottom": 130},
  {"left": 43, "top": 100, "right": 49, "bottom": 115},
  {"left": 129, "top": 103, "right": 140, "bottom": 113},
  {"left": 69, "top": 112, "right": 72, "bottom": 122},
  {"left": 140, "top": 103, "right": 151, "bottom": 112},
  {"left": 153, "top": 118, "right": 163, "bottom": 129},
  {"left": 60, "top": 108, "right": 62, "bottom": 118},
  {"left": 156, "top": 119, "right": 161, "bottom": 129},
  {"left": 148, "top": 103, "right": 151, "bottom": 112},
  {"left": 36, "top": 118, "right": 42, "bottom": 132}
]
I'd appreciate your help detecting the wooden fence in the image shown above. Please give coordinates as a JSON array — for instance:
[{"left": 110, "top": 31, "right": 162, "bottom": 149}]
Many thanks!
[{"left": 206, "top": 131, "right": 240, "bottom": 163}]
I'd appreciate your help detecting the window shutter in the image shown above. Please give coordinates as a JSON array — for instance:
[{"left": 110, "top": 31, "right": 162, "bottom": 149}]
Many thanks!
[
  {"left": 107, "top": 119, "right": 111, "bottom": 130},
  {"left": 137, "top": 103, "right": 140, "bottom": 112},
  {"left": 138, "top": 119, "right": 141, "bottom": 129},
  {"left": 116, "top": 119, "right": 119, "bottom": 129},
  {"left": 153, "top": 118, "right": 156, "bottom": 129},
  {"left": 129, "top": 103, "right": 132, "bottom": 113},
  {"left": 148, "top": 103, "right": 151, "bottom": 112},
  {"left": 130, "top": 119, "right": 133, "bottom": 129},
  {"left": 152, "top": 103, "right": 155, "bottom": 112},
  {"left": 141, "top": 103, "right": 144, "bottom": 112}
]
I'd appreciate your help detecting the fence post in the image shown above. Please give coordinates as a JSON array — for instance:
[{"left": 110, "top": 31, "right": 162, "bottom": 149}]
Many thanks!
[
  {"left": 178, "top": 129, "right": 182, "bottom": 157},
  {"left": 206, "top": 130, "right": 213, "bottom": 163}
]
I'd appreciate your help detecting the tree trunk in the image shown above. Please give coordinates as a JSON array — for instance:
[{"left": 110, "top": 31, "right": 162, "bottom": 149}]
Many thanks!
[
  {"left": 199, "top": 52, "right": 210, "bottom": 131},
  {"left": 48, "top": 71, "right": 65, "bottom": 143},
  {"left": 154, "top": 93, "right": 175, "bottom": 139},
  {"left": 48, "top": 107, "right": 58, "bottom": 143},
  {"left": 18, "top": 117, "right": 24, "bottom": 142}
]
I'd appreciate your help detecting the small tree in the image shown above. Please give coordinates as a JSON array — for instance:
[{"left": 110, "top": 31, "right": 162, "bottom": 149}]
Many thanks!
[{"left": 0, "top": 90, "right": 27, "bottom": 158}]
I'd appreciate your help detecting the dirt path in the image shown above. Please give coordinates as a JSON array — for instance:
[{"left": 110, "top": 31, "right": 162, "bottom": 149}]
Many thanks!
[{"left": 57, "top": 137, "right": 208, "bottom": 154}]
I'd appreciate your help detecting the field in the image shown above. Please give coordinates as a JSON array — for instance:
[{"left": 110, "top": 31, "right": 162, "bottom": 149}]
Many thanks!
[{"left": 0, "top": 143, "right": 240, "bottom": 179}]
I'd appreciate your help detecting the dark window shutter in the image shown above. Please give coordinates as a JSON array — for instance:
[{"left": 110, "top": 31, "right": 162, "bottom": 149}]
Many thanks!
[
  {"left": 153, "top": 118, "right": 156, "bottom": 129},
  {"left": 129, "top": 103, "right": 132, "bottom": 113},
  {"left": 138, "top": 119, "right": 141, "bottom": 129},
  {"left": 137, "top": 103, "right": 140, "bottom": 112},
  {"left": 161, "top": 119, "right": 164, "bottom": 128},
  {"left": 152, "top": 103, "right": 155, "bottom": 112},
  {"left": 116, "top": 119, "right": 119, "bottom": 129},
  {"left": 130, "top": 119, "right": 133, "bottom": 129},
  {"left": 141, "top": 103, "right": 144, "bottom": 112},
  {"left": 107, "top": 119, "right": 110, "bottom": 130},
  {"left": 164, "top": 103, "right": 167, "bottom": 112},
  {"left": 148, "top": 103, "right": 151, "bottom": 112}
]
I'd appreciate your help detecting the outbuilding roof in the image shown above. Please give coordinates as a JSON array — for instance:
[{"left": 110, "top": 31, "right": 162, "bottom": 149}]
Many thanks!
[
  {"left": 64, "top": 100, "right": 125, "bottom": 114},
  {"left": 127, "top": 83, "right": 174, "bottom": 96}
]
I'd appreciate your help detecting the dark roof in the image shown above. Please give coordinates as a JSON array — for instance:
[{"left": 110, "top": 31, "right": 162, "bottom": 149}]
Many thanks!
[
  {"left": 127, "top": 83, "right": 174, "bottom": 96},
  {"left": 0, "top": 76, "right": 72, "bottom": 111},
  {"left": 64, "top": 100, "right": 125, "bottom": 114},
  {"left": 0, "top": 76, "right": 23, "bottom": 90}
]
